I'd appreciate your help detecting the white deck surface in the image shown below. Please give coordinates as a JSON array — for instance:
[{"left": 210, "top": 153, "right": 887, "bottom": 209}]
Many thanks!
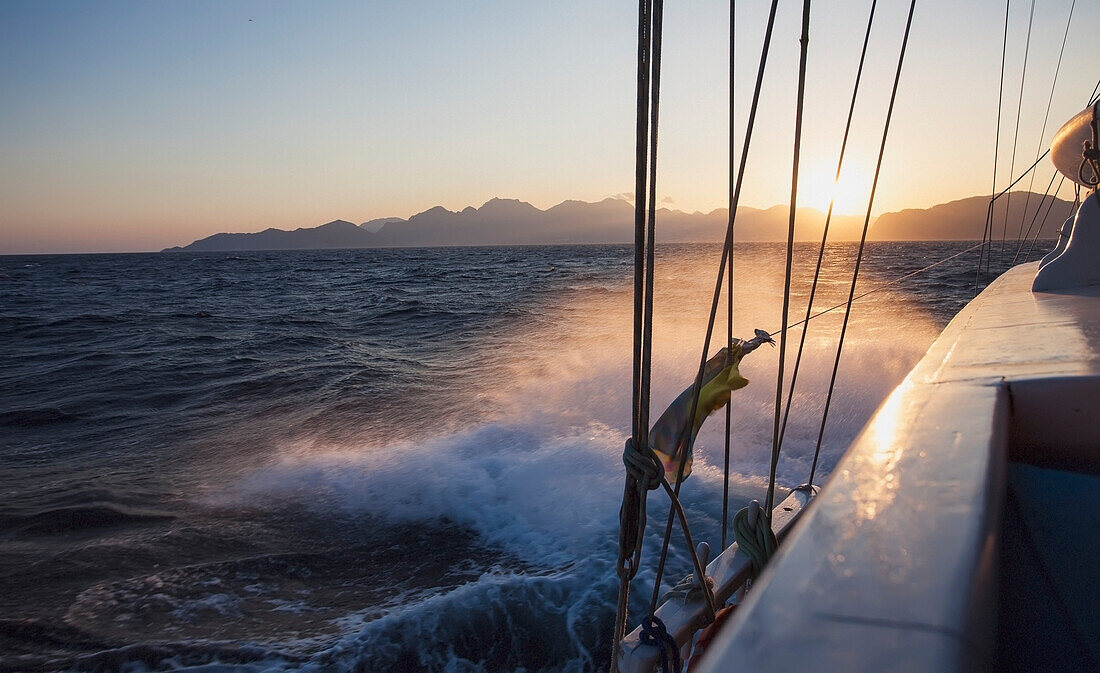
[{"left": 692, "top": 262, "right": 1100, "bottom": 672}]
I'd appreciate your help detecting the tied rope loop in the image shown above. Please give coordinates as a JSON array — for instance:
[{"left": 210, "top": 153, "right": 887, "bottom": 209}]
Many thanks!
[
  {"left": 623, "top": 438, "right": 663, "bottom": 491},
  {"left": 733, "top": 502, "right": 778, "bottom": 578},
  {"left": 617, "top": 439, "right": 661, "bottom": 583},
  {"left": 1080, "top": 104, "right": 1100, "bottom": 187},
  {"left": 640, "top": 615, "right": 682, "bottom": 673},
  {"left": 1080, "top": 142, "right": 1100, "bottom": 187},
  {"left": 661, "top": 573, "right": 715, "bottom": 604}
]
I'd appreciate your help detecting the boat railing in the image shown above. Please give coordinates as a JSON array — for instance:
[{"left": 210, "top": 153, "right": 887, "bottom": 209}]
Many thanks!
[{"left": 617, "top": 485, "right": 817, "bottom": 673}]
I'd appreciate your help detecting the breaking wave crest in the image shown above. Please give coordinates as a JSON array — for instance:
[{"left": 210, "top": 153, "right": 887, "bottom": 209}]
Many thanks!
[{"left": 0, "top": 242, "right": 998, "bottom": 671}]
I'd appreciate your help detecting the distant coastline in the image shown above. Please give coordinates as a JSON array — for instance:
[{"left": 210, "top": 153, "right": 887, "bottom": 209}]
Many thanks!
[{"left": 162, "top": 191, "right": 1074, "bottom": 253}]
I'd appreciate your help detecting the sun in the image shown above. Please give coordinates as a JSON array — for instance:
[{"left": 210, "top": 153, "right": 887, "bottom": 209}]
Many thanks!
[{"left": 800, "top": 163, "right": 874, "bottom": 215}]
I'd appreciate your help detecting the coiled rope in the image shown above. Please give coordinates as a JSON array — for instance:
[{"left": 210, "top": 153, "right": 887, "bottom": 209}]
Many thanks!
[{"left": 733, "top": 501, "right": 778, "bottom": 578}]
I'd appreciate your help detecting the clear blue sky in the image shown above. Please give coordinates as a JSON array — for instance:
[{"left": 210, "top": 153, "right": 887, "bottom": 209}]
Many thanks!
[{"left": 1, "top": 0, "right": 1095, "bottom": 253}]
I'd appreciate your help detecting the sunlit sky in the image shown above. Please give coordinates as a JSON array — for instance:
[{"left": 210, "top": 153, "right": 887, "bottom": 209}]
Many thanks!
[{"left": 1, "top": 1, "right": 1096, "bottom": 253}]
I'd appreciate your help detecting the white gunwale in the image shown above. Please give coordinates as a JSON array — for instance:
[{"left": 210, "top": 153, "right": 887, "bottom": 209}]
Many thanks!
[{"left": 691, "top": 236, "right": 1100, "bottom": 672}]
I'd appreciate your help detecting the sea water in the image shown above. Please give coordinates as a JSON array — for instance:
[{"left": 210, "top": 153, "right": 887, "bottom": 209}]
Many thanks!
[{"left": 0, "top": 241, "right": 1045, "bottom": 672}]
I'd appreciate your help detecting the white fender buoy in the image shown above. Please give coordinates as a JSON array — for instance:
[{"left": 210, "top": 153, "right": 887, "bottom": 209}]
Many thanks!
[{"left": 1050, "top": 103, "right": 1099, "bottom": 187}]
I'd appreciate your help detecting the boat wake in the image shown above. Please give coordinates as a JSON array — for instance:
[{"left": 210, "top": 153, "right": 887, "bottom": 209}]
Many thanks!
[{"left": 0, "top": 243, "right": 981, "bottom": 672}]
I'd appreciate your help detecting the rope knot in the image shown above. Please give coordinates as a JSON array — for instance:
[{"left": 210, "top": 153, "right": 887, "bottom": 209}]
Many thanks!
[
  {"left": 623, "top": 438, "right": 663, "bottom": 491},
  {"left": 640, "top": 615, "right": 682, "bottom": 673},
  {"left": 1082, "top": 109, "right": 1100, "bottom": 187},
  {"left": 661, "top": 572, "right": 716, "bottom": 604},
  {"left": 1083, "top": 141, "right": 1100, "bottom": 162}
]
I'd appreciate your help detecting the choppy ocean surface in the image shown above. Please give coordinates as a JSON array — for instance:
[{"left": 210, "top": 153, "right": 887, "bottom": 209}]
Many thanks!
[{"left": 0, "top": 241, "right": 1050, "bottom": 672}]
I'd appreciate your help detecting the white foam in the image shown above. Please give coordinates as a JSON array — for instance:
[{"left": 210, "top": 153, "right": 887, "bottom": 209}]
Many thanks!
[
  {"left": 201, "top": 245, "right": 947, "bottom": 672},
  {"left": 223, "top": 267, "right": 934, "bottom": 567},
  {"left": 229, "top": 422, "right": 630, "bottom": 565}
]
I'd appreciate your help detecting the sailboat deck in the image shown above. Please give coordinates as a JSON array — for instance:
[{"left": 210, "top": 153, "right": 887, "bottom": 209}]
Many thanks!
[{"left": 693, "top": 262, "right": 1100, "bottom": 672}]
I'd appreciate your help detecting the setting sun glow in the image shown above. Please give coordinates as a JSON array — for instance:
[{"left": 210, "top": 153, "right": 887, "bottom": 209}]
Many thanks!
[{"left": 800, "top": 163, "right": 875, "bottom": 216}]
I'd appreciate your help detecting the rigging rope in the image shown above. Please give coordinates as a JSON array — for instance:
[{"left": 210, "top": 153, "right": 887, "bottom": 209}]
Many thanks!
[
  {"left": 647, "top": 0, "right": 783, "bottom": 620},
  {"left": 987, "top": 76, "right": 1100, "bottom": 282},
  {"left": 612, "top": 0, "right": 658, "bottom": 666},
  {"left": 642, "top": 0, "right": 664, "bottom": 449},
  {"left": 721, "top": 0, "right": 737, "bottom": 553},
  {"left": 1012, "top": 168, "right": 1059, "bottom": 265},
  {"left": 991, "top": 149, "right": 1052, "bottom": 202},
  {"left": 976, "top": 146, "right": 1055, "bottom": 280},
  {"left": 976, "top": 0, "right": 1012, "bottom": 293},
  {"left": 1001, "top": 0, "right": 1036, "bottom": 262},
  {"left": 772, "top": 242, "right": 986, "bottom": 339},
  {"left": 766, "top": 0, "right": 813, "bottom": 519},
  {"left": 808, "top": 0, "right": 917, "bottom": 488},
  {"left": 630, "top": 0, "right": 652, "bottom": 482},
  {"left": 1013, "top": 0, "right": 1076, "bottom": 253},
  {"left": 776, "top": 0, "right": 878, "bottom": 463},
  {"left": 1024, "top": 174, "right": 1068, "bottom": 262},
  {"left": 615, "top": 0, "right": 724, "bottom": 655}
]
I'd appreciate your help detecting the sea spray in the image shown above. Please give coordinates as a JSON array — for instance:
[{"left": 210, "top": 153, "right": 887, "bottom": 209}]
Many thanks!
[{"left": 0, "top": 242, "right": 1020, "bottom": 671}]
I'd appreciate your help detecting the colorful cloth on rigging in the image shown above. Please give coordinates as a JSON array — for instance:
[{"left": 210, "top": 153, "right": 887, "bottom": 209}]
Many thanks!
[{"left": 648, "top": 342, "right": 749, "bottom": 484}]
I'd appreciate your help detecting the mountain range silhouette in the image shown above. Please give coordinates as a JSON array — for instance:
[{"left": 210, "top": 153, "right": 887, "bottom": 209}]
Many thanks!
[{"left": 163, "top": 192, "right": 1075, "bottom": 252}]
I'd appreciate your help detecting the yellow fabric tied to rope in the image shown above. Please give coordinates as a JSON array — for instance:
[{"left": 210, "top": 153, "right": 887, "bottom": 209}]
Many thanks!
[{"left": 649, "top": 343, "right": 749, "bottom": 484}]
